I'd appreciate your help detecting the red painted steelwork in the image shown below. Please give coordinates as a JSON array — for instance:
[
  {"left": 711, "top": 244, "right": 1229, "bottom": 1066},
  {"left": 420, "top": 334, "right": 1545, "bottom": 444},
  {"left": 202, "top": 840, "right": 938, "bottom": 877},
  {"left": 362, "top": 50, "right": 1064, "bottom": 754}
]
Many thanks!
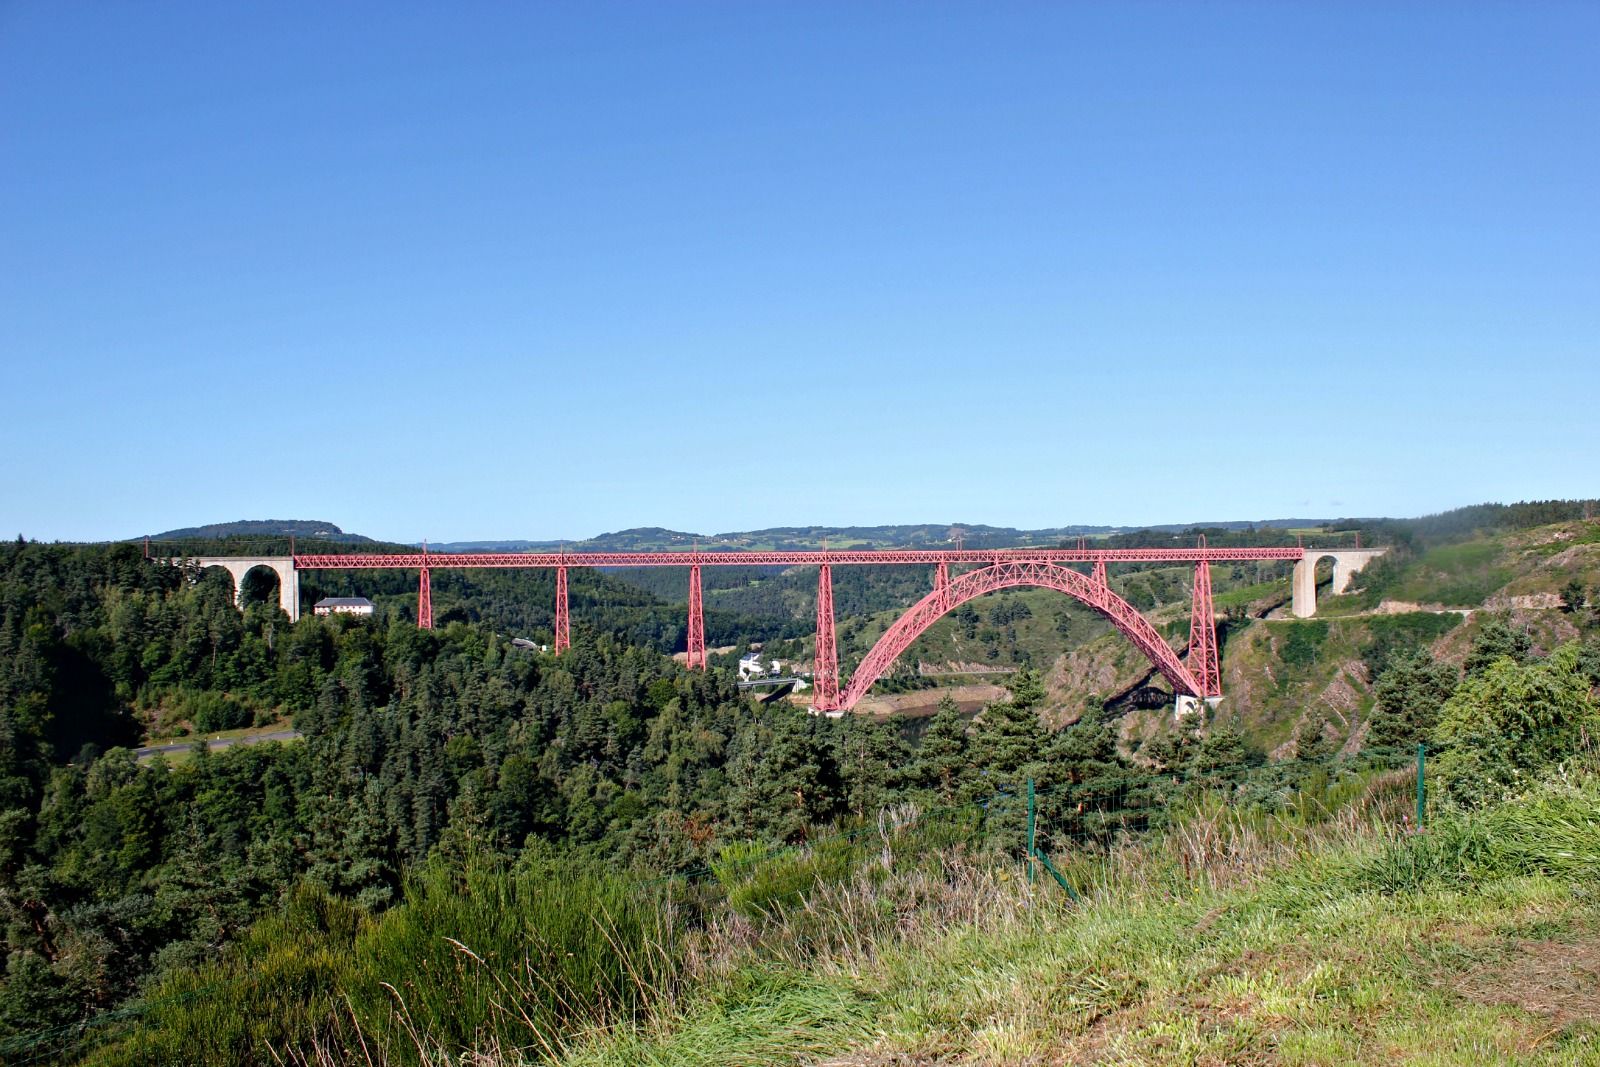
[
  {"left": 686, "top": 564, "right": 705, "bottom": 670},
  {"left": 1188, "top": 559, "right": 1219, "bottom": 697},
  {"left": 554, "top": 566, "right": 570, "bottom": 653},
  {"left": 838, "top": 560, "right": 1202, "bottom": 710},
  {"left": 418, "top": 566, "right": 432, "bottom": 630},
  {"left": 293, "top": 547, "right": 1301, "bottom": 569},
  {"left": 417, "top": 542, "right": 432, "bottom": 630},
  {"left": 814, "top": 564, "right": 839, "bottom": 711},
  {"left": 271, "top": 544, "right": 1309, "bottom": 709}
]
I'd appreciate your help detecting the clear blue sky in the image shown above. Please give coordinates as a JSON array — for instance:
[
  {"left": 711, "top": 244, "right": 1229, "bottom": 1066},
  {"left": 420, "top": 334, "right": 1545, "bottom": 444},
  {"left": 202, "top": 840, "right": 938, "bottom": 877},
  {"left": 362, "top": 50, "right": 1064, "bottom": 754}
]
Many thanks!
[{"left": 3, "top": 3, "right": 1596, "bottom": 543}]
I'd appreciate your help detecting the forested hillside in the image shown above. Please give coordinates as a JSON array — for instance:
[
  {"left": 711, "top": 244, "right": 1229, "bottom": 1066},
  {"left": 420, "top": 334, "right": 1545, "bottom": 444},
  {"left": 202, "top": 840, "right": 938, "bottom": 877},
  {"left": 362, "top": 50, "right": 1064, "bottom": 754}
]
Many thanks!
[
  {"left": 0, "top": 538, "right": 1144, "bottom": 1054},
  {"left": 4, "top": 503, "right": 1599, "bottom": 1062},
  {"left": 146, "top": 520, "right": 373, "bottom": 544},
  {"left": 427, "top": 516, "right": 1337, "bottom": 553}
]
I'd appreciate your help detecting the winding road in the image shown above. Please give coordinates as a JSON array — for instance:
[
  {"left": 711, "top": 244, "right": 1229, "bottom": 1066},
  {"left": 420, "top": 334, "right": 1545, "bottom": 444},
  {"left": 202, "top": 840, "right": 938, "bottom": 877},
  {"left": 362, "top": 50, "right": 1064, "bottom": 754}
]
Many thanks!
[{"left": 134, "top": 729, "right": 301, "bottom": 759}]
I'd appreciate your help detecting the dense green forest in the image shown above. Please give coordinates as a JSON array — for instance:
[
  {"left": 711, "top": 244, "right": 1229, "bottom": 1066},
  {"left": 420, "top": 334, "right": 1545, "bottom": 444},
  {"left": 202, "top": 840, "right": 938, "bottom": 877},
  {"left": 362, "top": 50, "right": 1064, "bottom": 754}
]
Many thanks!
[
  {"left": 3, "top": 506, "right": 1598, "bottom": 1062},
  {"left": 0, "top": 539, "right": 1143, "bottom": 1052}
]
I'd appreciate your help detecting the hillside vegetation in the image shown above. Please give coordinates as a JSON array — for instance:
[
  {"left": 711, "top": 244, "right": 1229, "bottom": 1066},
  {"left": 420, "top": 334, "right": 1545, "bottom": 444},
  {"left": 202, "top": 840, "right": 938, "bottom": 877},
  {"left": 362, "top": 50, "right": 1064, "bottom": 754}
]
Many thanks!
[
  {"left": 544, "top": 776, "right": 1600, "bottom": 1067},
  {"left": 4, "top": 501, "right": 1599, "bottom": 1064},
  {"left": 145, "top": 520, "right": 373, "bottom": 544},
  {"left": 1029, "top": 514, "right": 1600, "bottom": 761}
]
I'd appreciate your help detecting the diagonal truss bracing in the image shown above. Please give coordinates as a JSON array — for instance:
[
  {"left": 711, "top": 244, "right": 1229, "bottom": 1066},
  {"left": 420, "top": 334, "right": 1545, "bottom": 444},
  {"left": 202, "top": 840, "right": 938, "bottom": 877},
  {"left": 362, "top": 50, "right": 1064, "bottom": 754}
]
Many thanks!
[{"left": 829, "top": 560, "right": 1203, "bottom": 712}]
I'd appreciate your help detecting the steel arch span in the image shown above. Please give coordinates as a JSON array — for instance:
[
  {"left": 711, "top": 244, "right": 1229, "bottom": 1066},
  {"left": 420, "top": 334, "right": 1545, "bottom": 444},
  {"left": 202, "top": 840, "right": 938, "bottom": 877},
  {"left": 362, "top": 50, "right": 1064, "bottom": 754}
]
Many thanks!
[{"left": 833, "top": 560, "right": 1202, "bottom": 712}]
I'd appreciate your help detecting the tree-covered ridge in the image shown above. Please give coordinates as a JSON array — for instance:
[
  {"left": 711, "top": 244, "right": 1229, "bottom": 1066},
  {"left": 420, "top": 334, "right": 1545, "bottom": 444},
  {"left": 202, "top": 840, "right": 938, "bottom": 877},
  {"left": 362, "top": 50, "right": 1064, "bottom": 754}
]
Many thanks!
[
  {"left": 125, "top": 497, "right": 1600, "bottom": 559},
  {"left": 144, "top": 520, "right": 373, "bottom": 543},
  {"left": 425, "top": 518, "right": 1334, "bottom": 553}
]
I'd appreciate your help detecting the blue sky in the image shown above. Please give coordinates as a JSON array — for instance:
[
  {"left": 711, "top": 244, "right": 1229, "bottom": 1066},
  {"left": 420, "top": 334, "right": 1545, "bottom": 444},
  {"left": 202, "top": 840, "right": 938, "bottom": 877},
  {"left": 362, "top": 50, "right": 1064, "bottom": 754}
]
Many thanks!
[{"left": 2, "top": 3, "right": 1596, "bottom": 543}]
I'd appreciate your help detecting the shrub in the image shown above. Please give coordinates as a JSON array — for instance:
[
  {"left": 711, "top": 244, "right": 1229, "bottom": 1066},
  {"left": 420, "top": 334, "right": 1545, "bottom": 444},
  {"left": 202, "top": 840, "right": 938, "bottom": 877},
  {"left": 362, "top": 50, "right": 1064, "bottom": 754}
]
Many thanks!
[
  {"left": 185, "top": 690, "right": 251, "bottom": 733},
  {"left": 1278, "top": 621, "right": 1329, "bottom": 667},
  {"left": 713, "top": 838, "right": 858, "bottom": 921},
  {"left": 1352, "top": 772, "right": 1600, "bottom": 893},
  {"left": 82, "top": 854, "right": 680, "bottom": 1066},
  {"left": 83, "top": 885, "right": 364, "bottom": 1067},
  {"left": 1431, "top": 644, "right": 1600, "bottom": 809}
]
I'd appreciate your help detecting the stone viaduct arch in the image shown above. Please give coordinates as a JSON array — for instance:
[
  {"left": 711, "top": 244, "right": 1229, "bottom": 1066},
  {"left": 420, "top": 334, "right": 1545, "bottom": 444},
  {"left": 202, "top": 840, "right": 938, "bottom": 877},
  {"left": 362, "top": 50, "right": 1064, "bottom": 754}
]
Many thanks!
[
  {"left": 188, "top": 556, "right": 301, "bottom": 622},
  {"left": 837, "top": 559, "right": 1203, "bottom": 710},
  {"left": 1290, "top": 548, "right": 1387, "bottom": 618}
]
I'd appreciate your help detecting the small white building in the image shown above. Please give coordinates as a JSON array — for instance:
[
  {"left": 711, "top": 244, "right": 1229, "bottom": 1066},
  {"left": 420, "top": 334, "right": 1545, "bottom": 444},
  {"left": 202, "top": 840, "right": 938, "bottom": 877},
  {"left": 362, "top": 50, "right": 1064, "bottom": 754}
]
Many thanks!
[
  {"left": 739, "top": 654, "right": 785, "bottom": 678},
  {"left": 314, "top": 597, "right": 375, "bottom": 617}
]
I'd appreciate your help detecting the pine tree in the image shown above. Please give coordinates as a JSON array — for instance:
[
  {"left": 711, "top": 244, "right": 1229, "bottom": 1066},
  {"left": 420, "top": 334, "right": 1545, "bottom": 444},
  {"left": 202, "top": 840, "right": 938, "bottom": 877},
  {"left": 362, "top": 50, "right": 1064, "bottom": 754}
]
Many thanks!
[
  {"left": 1561, "top": 578, "right": 1587, "bottom": 614},
  {"left": 835, "top": 717, "right": 907, "bottom": 820},
  {"left": 339, "top": 777, "right": 396, "bottom": 909},
  {"left": 1144, "top": 713, "right": 1204, "bottom": 775},
  {"left": 968, "top": 670, "right": 1048, "bottom": 786},
  {"left": 967, "top": 671, "right": 1051, "bottom": 853},
  {"left": 1464, "top": 618, "right": 1533, "bottom": 677},
  {"left": 1369, "top": 649, "right": 1458, "bottom": 748},
  {"left": 913, "top": 696, "right": 970, "bottom": 805},
  {"left": 726, "top": 711, "right": 841, "bottom": 841},
  {"left": 1195, "top": 721, "right": 1248, "bottom": 773},
  {"left": 1295, "top": 712, "right": 1335, "bottom": 761}
]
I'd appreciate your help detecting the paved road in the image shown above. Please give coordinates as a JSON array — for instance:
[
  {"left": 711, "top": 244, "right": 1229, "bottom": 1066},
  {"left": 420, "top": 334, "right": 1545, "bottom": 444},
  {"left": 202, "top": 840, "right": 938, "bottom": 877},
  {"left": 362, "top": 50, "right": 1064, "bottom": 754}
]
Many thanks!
[{"left": 134, "top": 729, "right": 301, "bottom": 758}]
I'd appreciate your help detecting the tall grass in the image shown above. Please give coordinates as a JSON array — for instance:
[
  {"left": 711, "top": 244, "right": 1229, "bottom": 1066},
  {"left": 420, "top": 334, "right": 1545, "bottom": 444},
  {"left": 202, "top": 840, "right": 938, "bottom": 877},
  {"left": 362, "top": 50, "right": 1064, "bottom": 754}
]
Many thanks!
[
  {"left": 556, "top": 772, "right": 1600, "bottom": 1067},
  {"left": 1350, "top": 768, "right": 1600, "bottom": 894},
  {"left": 345, "top": 852, "right": 681, "bottom": 1063},
  {"left": 81, "top": 853, "right": 681, "bottom": 1067},
  {"left": 83, "top": 886, "right": 366, "bottom": 1066}
]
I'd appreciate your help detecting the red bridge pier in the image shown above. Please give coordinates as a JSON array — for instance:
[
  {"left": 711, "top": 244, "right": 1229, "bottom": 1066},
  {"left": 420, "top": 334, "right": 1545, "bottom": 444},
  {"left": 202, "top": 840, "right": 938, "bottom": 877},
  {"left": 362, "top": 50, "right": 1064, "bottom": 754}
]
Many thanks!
[
  {"left": 554, "top": 566, "right": 570, "bottom": 653},
  {"left": 686, "top": 564, "right": 706, "bottom": 670},
  {"left": 813, "top": 563, "right": 839, "bottom": 709}
]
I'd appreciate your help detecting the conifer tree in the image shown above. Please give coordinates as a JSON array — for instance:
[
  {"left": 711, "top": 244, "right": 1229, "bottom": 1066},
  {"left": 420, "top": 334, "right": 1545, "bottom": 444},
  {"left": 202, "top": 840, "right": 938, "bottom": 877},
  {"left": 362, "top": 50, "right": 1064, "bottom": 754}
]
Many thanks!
[
  {"left": 913, "top": 696, "right": 970, "bottom": 805},
  {"left": 968, "top": 670, "right": 1048, "bottom": 785},
  {"left": 835, "top": 717, "right": 907, "bottom": 820},
  {"left": 1464, "top": 618, "right": 1533, "bottom": 677},
  {"left": 967, "top": 671, "right": 1051, "bottom": 852},
  {"left": 1294, "top": 712, "right": 1335, "bottom": 761},
  {"left": 1368, "top": 649, "right": 1458, "bottom": 748}
]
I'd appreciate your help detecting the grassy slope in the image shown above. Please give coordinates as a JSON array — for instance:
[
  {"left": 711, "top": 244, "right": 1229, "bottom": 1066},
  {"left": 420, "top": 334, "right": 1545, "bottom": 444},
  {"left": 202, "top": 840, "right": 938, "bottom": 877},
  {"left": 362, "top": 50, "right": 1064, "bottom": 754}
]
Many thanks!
[
  {"left": 1115, "top": 520, "right": 1600, "bottom": 757},
  {"left": 557, "top": 778, "right": 1600, "bottom": 1066}
]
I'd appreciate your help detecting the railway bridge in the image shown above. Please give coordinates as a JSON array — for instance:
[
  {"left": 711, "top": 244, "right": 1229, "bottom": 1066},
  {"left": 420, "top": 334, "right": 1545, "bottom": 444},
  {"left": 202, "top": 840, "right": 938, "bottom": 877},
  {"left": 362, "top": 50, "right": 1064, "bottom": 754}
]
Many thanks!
[{"left": 164, "top": 541, "right": 1382, "bottom": 714}]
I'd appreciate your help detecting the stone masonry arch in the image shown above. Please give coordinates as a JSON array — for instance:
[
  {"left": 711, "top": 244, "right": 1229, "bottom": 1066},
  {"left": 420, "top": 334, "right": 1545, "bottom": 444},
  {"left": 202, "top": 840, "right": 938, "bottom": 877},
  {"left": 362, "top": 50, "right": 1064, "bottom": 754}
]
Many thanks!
[
  {"left": 1290, "top": 548, "right": 1387, "bottom": 618},
  {"left": 188, "top": 556, "right": 301, "bottom": 622}
]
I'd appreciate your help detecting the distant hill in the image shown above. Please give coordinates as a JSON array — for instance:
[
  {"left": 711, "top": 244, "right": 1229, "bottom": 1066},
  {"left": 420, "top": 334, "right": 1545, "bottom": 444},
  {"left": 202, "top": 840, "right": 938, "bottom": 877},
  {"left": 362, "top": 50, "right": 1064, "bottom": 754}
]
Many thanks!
[
  {"left": 425, "top": 519, "right": 1335, "bottom": 553},
  {"left": 145, "top": 520, "right": 374, "bottom": 544},
  {"left": 131, "top": 517, "right": 1335, "bottom": 555}
]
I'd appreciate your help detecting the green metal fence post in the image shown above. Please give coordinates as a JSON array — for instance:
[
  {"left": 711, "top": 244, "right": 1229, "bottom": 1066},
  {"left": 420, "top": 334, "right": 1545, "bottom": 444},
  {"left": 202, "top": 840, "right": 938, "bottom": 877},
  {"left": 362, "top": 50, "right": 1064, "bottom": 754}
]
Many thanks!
[
  {"left": 1026, "top": 777, "right": 1037, "bottom": 884},
  {"left": 1034, "top": 849, "right": 1080, "bottom": 901},
  {"left": 1415, "top": 743, "right": 1426, "bottom": 828}
]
